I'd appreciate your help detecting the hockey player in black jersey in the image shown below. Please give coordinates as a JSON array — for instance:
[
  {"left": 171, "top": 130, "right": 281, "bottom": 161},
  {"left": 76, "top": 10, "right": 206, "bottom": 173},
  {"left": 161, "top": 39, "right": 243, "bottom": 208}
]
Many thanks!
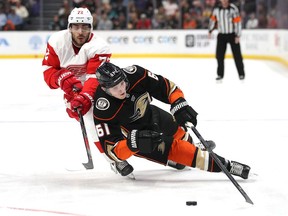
[{"left": 92, "top": 62, "right": 251, "bottom": 179}]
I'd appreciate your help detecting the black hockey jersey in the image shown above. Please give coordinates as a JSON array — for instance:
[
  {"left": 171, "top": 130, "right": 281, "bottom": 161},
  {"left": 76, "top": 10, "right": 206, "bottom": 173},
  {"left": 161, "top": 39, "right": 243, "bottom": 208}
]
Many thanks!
[{"left": 93, "top": 64, "right": 184, "bottom": 161}]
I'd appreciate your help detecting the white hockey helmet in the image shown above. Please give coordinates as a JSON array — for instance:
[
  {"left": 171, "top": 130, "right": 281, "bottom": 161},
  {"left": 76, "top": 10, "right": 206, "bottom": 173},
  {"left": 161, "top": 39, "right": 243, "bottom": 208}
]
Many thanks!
[{"left": 67, "top": 7, "right": 93, "bottom": 29}]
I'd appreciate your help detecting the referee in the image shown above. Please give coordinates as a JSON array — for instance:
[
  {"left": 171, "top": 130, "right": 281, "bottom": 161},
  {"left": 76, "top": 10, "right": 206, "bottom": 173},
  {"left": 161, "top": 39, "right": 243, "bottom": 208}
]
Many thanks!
[{"left": 208, "top": 0, "right": 245, "bottom": 80}]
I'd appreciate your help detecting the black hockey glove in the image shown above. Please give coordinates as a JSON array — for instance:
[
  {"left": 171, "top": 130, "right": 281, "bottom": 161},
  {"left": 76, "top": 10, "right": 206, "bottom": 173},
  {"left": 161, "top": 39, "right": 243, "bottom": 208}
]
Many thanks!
[
  {"left": 127, "top": 130, "right": 163, "bottom": 153},
  {"left": 170, "top": 98, "right": 198, "bottom": 129}
]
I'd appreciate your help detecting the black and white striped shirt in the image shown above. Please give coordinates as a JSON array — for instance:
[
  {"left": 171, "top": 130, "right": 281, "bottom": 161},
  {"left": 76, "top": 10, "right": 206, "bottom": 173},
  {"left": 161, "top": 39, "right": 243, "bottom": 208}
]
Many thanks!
[{"left": 208, "top": 3, "right": 242, "bottom": 37}]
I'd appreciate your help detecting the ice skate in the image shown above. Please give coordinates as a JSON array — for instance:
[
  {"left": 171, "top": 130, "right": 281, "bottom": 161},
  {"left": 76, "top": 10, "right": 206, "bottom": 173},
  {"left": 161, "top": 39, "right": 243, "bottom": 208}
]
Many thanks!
[
  {"left": 167, "top": 160, "right": 186, "bottom": 170},
  {"left": 111, "top": 160, "right": 134, "bottom": 178}
]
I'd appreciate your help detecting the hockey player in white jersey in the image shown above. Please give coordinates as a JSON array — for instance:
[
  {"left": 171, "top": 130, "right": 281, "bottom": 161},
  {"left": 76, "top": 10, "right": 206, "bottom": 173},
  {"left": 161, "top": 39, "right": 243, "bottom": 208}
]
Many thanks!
[{"left": 41, "top": 7, "right": 133, "bottom": 176}]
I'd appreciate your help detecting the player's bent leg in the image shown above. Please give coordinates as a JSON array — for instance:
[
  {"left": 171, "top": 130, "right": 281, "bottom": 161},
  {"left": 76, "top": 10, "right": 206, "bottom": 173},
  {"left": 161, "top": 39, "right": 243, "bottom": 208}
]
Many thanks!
[
  {"left": 195, "top": 151, "right": 251, "bottom": 179},
  {"left": 168, "top": 139, "right": 250, "bottom": 179},
  {"left": 167, "top": 130, "right": 193, "bottom": 170},
  {"left": 83, "top": 109, "right": 134, "bottom": 176}
]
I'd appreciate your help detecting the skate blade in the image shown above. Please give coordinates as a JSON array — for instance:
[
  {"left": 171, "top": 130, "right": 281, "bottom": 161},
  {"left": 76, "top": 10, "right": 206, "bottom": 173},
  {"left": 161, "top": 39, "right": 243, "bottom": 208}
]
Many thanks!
[{"left": 127, "top": 173, "right": 136, "bottom": 180}]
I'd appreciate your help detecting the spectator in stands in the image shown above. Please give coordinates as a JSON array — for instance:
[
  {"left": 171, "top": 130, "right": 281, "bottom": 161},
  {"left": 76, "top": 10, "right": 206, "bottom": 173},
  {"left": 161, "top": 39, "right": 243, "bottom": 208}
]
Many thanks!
[
  {"left": 113, "top": 12, "right": 126, "bottom": 29},
  {"left": 278, "top": 13, "right": 288, "bottom": 29},
  {"left": 111, "top": 0, "right": 127, "bottom": 18},
  {"left": 257, "top": 13, "right": 267, "bottom": 28},
  {"left": 3, "top": 0, "right": 286, "bottom": 31},
  {"left": 202, "top": 0, "right": 214, "bottom": 29},
  {"left": 7, "top": 7, "right": 23, "bottom": 30},
  {"left": 8, "top": 0, "right": 20, "bottom": 4},
  {"left": 127, "top": 10, "right": 138, "bottom": 29},
  {"left": 13, "top": 0, "right": 29, "bottom": 26},
  {"left": 3, "top": 20, "right": 15, "bottom": 30},
  {"left": 164, "top": 8, "right": 179, "bottom": 29},
  {"left": 84, "top": 0, "right": 97, "bottom": 13},
  {"left": 180, "top": 0, "right": 191, "bottom": 17},
  {"left": 182, "top": 12, "right": 197, "bottom": 29},
  {"left": 267, "top": 12, "right": 278, "bottom": 28},
  {"left": 162, "top": 0, "right": 180, "bottom": 29},
  {"left": 0, "top": 7, "right": 7, "bottom": 30},
  {"left": 256, "top": 1, "right": 267, "bottom": 28},
  {"left": 134, "top": 0, "right": 151, "bottom": 16},
  {"left": 243, "top": 0, "right": 256, "bottom": 15},
  {"left": 28, "top": 0, "right": 40, "bottom": 17},
  {"left": 48, "top": 15, "right": 62, "bottom": 30},
  {"left": 205, "top": 0, "right": 216, "bottom": 6},
  {"left": 100, "top": 1, "right": 112, "bottom": 16},
  {"left": 127, "top": 0, "right": 137, "bottom": 14},
  {"left": 57, "top": 0, "right": 70, "bottom": 30},
  {"left": 97, "top": 11, "right": 113, "bottom": 30},
  {"left": 192, "top": 0, "right": 204, "bottom": 17},
  {"left": 136, "top": 13, "right": 151, "bottom": 29},
  {"left": 245, "top": 13, "right": 258, "bottom": 29},
  {"left": 145, "top": 2, "right": 154, "bottom": 19},
  {"left": 162, "top": 0, "right": 179, "bottom": 17},
  {"left": 151, "top": 5, "right": 166, "bottom": 29}
]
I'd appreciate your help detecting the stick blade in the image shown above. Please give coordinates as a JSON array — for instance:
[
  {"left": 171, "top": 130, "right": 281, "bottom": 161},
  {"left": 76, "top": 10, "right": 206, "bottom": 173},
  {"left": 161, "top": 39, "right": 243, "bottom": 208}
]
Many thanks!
[
  {"left": 82, "top": 159, "right": 94, "bottom": 169},
  {"left": 245, "top": 196, "right": 254, "bottom": 205}
]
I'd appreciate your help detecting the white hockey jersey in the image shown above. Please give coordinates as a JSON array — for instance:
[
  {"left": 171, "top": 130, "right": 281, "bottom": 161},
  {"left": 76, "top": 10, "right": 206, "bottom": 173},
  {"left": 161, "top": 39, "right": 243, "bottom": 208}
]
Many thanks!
[{"left": 42, "top": 29, "right": 111, "bottom": 96}]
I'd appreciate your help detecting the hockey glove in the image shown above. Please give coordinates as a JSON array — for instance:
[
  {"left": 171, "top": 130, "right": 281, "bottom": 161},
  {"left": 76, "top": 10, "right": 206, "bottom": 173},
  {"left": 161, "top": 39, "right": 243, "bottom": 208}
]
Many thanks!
[
  {"left": 70, "top": 92, "right": 94, "bottom": 117},
  {"left": 58, "top": 70, "right": 83, "bottom": 96},
  {"left": 127, "top": 130, "right": 163, "bottom": 153},
  {"left": 170, "top": 97, "right": 198, "bottom": 129}
]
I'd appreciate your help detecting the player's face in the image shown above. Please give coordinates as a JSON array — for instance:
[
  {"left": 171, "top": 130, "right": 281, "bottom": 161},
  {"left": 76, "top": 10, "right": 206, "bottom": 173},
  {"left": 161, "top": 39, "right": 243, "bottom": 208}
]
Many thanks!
[
  {"left": 70, "top": 24, "right": 91, "bottom": 47},
  {"left": 107, "top": 80, "right": 127, "bottom": 100}
]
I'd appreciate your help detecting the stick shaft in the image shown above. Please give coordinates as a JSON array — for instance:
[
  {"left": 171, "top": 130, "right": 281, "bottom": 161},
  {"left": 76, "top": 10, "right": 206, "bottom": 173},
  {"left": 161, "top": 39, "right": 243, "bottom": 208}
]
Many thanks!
[
  {"left": 187, "top": 123, "right": 253, "bottom": 204},
  {"left": 77, "top": 109, "right": 94, "bottom": 169}
]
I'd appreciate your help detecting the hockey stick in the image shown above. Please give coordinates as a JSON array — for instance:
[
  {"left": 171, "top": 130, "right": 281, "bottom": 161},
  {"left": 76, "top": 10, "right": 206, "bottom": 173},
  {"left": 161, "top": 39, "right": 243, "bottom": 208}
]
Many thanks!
[
  {"left": 77, "top": 109, "right": 94, "bottom": 169},
  {"left": 186, "top": 123, "right": 253, "bottom": 205}
]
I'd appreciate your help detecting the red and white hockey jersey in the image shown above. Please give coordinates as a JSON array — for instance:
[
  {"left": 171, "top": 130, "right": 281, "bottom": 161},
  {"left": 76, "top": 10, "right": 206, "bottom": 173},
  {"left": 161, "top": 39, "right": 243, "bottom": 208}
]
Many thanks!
[{"left": 42, "top": 29, "right": 111, "bottom": 97}]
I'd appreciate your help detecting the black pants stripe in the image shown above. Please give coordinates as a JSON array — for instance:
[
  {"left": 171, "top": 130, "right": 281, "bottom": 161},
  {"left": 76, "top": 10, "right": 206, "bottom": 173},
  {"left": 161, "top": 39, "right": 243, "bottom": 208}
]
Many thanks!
[{"left": 216, "top": 33, "right": 245, "bottom": 78}]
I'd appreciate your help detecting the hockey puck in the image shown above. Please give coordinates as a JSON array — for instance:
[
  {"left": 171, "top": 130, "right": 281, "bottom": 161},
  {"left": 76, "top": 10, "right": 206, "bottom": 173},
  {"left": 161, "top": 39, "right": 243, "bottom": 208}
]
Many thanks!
[{"left": 186, "top": 201, "right": 197, "bottom": 206}]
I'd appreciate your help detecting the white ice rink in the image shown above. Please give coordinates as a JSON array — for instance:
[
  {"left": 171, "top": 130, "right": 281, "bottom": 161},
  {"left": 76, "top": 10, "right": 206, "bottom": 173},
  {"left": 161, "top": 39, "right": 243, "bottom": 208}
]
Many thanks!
[{"left": 0, "top": 58, "right": 288, "bottom": 216}]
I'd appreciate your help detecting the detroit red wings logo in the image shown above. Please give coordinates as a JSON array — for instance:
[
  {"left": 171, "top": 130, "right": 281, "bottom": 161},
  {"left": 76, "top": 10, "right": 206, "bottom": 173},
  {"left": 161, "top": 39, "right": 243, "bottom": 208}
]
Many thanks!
[{"left": 66, "top": 64, "right": 87, "bottom": 77}]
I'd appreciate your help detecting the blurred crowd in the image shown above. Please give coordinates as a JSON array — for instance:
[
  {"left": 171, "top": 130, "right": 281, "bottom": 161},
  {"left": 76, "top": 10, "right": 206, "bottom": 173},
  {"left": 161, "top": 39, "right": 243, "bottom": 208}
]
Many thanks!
[
  {"left": 0, "top": 0, "right": 39, "bottom": 30},
  {"left": 1, "top": 0, "right": 288, "bottom": 31}
]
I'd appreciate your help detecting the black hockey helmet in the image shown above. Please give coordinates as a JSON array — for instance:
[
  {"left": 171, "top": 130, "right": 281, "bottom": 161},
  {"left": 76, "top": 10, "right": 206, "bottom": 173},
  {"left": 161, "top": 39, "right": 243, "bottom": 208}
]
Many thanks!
[{"left": 96, "top": 62, "right": 127, "bottom": 89}]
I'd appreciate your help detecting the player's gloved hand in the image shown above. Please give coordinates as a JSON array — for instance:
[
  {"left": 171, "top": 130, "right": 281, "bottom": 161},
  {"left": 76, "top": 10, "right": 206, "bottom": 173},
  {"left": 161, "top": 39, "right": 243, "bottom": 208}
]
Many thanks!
[
  {"left": 57, "top": 69, "right": 83, "bottom": 95},
  {"left": 170, "top": 97, "right": 198, "bottom": 130},
  {"left": 70, "top": 92, "right": 94, "bottom": 117},
  {"left": 127, "top": 130, "right": 164, "bottom": 153}
]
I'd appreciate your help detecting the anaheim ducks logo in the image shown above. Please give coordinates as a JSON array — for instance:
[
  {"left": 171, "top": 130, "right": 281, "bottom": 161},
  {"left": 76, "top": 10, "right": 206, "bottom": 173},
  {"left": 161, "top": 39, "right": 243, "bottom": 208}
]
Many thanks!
[{"left": 130, "top": 92, "right": 151, "bottom": 122}]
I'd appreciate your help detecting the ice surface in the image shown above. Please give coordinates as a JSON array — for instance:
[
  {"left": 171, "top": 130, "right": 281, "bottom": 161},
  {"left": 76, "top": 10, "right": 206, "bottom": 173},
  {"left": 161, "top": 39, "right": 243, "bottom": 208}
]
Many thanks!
[{"left": 0, "top": 58, "right": 287, "bottom": 216}]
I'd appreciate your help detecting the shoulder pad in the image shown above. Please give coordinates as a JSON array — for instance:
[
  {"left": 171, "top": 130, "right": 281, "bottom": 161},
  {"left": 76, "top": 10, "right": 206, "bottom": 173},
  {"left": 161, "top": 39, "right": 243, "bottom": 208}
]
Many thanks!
[{"left": 48, "top": 30, "right": 70, "bottom": 46}]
